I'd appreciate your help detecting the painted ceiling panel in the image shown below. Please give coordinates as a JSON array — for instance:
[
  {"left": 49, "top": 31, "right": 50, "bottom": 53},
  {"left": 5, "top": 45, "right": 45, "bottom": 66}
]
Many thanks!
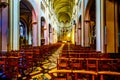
[{"left": 52, "top": 0, "right": 75, "bottom": 23}]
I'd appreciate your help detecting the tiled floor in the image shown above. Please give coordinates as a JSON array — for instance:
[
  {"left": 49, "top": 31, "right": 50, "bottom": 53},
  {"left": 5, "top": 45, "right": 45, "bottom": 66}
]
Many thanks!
[{"left": 30, "top": 44, "right": 64, "bottom": 80}]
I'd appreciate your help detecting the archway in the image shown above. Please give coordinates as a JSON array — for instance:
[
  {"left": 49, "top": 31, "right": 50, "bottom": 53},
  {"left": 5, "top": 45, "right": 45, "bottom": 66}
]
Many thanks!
[
  {"left": 20, "top": 0, "right": 36, "bottom": 48},
  {"left": 19, "top": 21, "right": 27, "bottom": 47},
  {"left": 49, "top": 24, "right": 52, "bottom": 44},
  {"left": 85, "top": 0, "right": 96, "bottom": 49},
  {"left": 78, "top": 15, "right": 81, "bottom": 45},
  {"left": 89, "top": 0, "right": 96, "bottom": 49},
  {"left": 41, "top": 17, "right": 46, "bottom": 45}
]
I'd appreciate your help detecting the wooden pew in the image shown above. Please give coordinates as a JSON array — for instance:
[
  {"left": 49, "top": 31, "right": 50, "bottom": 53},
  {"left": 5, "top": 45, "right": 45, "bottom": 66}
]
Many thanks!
[
  {"left": 57, "top": 57, "right": 120, "bottom": 72},
  {"left": 0, "top": 56, "right": 6, "bottom": 75},
  {"left": 71, "top": 58, "right": 84, "bottom": 70},
  {"left": 0, "top": 43, "right": 62, "bottom": 79},
  {"left": 6, "top": 56, "right": 19, "bottom": 78},
  {"left": 24, "top": 50, "right": 33, "bottom": 72},
  {"left": 57, "top": 58, "right": 69, "bottom": 69},
  {"left": 5, "top": 51, "right": 20, "bottom": 78},
  {"left": 61, "top": 53, "right": 99, "bottom": 58},
  {"left": 62, "top": 50, "right": 96, "bottom": 53},
  {"left": 98, "top": 71, "right": 120, "bottom": 80},
  {"left": 57, "top": 58, "right": 98, "bottom": 71},
  {"left": 73, "top": 70, "right": 98, "bottom": 80},
  {"left": 49, "top": 69, "right": 98, "bottom": 80},
  {"left": 49, "top": 70, "right": 72, "bottom": 80},
  {"left": 33, "top": 47, "right": 41, "bottom": 66},
  {"left": 86, "top": 58, "right": 119, "bottom": 72},
  {"left": 98, "top": 58, "right": 119, "bottom": 71},
  {"left": 86, "top": 58, "right": 98, "bottom": 72}
]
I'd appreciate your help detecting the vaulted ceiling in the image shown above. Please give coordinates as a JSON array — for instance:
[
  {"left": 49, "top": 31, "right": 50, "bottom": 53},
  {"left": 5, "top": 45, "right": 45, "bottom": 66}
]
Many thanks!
[{"left": 51, "top": 0, "right": 75, "bottom": 23}]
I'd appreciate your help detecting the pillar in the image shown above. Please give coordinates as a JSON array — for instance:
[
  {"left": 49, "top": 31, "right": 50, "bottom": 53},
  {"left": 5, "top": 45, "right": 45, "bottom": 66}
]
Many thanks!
[
  {"left": 45, "top": 7, "right": 49, "bottom": 45},
  {"left": 74, "top": 24, "right": 77, "bottom": 45},
  {"left": 77, "top": 28, "right": 81, "bottom": 45},
  {"left": 84, "top": 20, "right": 90, "bottom": 47},
  {"left": 38, "top": 0, "right": 41, "bottom": 46},
  {"left": 32, "top": 10, "right": 37, "bottom": 46},
  {"left": 28, "top": 27, "right": 32, "bottom": 45},
  {"left": 78, "top": 15, "right": 82, "bottom": 46},
  {"left": 101, "top": 0, "right": 105, "bottom": 53},
  {"left": 96, "top": 0, "right": 101, "bottom": 52},
  {"left": 32, "top": 23, "right": 37, "bottom": 46},
  {"left": 81, "top": 0, "right": 84, "bottom": 46},
  {"left": 9, "top": 0, "right": 19, "bottom": 50},
  {"left": 76, "top": 23, "right": 81, "bottom": 45}
]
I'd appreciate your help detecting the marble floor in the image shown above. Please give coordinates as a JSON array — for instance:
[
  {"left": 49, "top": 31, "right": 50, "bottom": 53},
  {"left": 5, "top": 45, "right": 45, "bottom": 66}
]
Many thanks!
[{"left": 29, "top": 44, "right": 64, "bottom": 80}]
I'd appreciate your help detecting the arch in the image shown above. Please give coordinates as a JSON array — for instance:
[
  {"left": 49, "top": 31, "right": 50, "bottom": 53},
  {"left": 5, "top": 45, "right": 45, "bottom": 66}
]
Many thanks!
[
  {"left": 77, "top": 15, "right": 82, "bottom": 45},
  {"left": 41, "top": 17, "right": 46, "bottom": 27},
  {"left": 78, "top": 15, "right": 82, "bottom": 27},
  {"left": 84, "top": 0, "right": 96, "bottom": 48},
  {"left": 19, "top": 21, "right": 27, "bottom": 47},
  {"left": 49, "top": 24, "right": 52, "bottom": 33},
  {"left": 84, "top": 0, "right": 95, "bottom": 20},
  {"left": 20, "top": 0, "right": 37, "bottom": 47},
  {"left": 20, "top": 0, "right": 37, "bottom": 21},
  {"left": 49, "top": 24, "right": 52, "bottom": 44},
  {"left": 41, "top": 17, "right": 46, "bottom": 45},
  {"left": 19, "top": 20, "right": 27, "bottom": 38}
]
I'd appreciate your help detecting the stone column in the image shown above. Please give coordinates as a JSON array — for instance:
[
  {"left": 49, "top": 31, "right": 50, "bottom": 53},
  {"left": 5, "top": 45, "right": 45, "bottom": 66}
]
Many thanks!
[
  {"left": 101, "top": 0, "right": 105, "bottom": 53},
  {"left": 96, "top": 0, "right": 101, "bottom": 51},
  {"left": 84, "top": 20, "right": 90, "bottom": 47},
  {"left": 32, "top": 10, "right": 37, "bottom": 46},
  {"left": 9, "top": 0, "right": 19, "bottom": 50},
  {"left": 28, "top": 26, "right": 32, "bottom": 45},
  {"left": 81, "top": 0, "right": 84, "bottom": 46},
  {"left": 32, "top": 23, "right": 38, "bottom": 46},
  {"left": 38, "top": 0, "right": 41, "bottom": 46}
]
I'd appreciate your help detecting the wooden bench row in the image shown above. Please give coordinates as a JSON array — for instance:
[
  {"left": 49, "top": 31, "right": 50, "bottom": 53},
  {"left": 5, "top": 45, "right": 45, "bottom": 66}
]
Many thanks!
[
  {"left": 57, "top": 58, "right": 120, "bottom": 72},
  {"left": 49, "top": 69, "right": 120, "bottom": 80},
  {"left": 61, "top": 53, "right": 100, "bottom": 58},
  {"left": 0, "top": 43, "right": 62, "bottom": 79},
  {"left": 61, "top": 51, "right": 120, "bottom": 59},
  {"left": 62, "top": 50, "right": 96, "bottom": 53},
  {"left": 62, "top": 43, "right": 93, "bottom": 51}
]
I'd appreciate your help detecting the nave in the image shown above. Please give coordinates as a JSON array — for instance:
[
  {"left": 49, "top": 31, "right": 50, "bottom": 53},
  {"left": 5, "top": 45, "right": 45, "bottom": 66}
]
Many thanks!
[
  {"left": 0, "top": 0, "right": 120, "bottom": 80},
  {"left": 0, "top": 43, "right": 120, "bottom": 80}
]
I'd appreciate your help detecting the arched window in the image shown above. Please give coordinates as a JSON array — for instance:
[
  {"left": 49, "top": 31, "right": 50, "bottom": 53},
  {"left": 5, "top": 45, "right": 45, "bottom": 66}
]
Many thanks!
[{"left": 19, "top": 21, "right": 26, "bottom": 37}]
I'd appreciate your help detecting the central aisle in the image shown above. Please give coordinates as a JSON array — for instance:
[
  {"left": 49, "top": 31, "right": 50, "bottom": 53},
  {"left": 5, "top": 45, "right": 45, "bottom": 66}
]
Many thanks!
[{"left": 31, "top": 44, "right": 64, "bottom": 80}]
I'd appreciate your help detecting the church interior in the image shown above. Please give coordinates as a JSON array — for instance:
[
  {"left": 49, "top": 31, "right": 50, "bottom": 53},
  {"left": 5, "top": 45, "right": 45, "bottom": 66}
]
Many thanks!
[{"left": 0, "top": 0, "right": 120, "bottom": 80}]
